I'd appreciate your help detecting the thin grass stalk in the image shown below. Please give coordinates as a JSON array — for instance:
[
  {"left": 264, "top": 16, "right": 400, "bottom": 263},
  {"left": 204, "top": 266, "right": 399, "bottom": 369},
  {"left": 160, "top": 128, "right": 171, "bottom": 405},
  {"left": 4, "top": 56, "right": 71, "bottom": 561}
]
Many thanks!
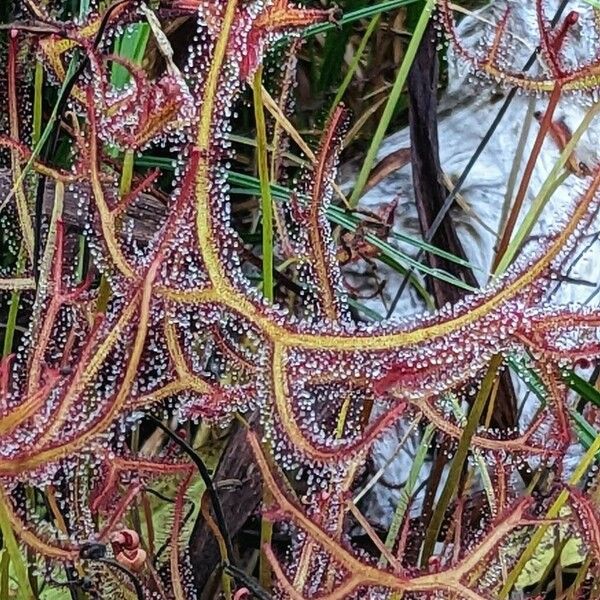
[
  {"left": 492, "top": 84, "right": 562, "bottom": 270},
  {"left": 227, "top": 133, "right": 306, "bottom": 167},
  {"left": 495, "top": 96, "right": 537, "bottom": 264},
  {"left": 252, "top": 64, "right": 275, "bottom": 589},
  {"left": 448, "top": 395, "right": 496, "bottom": 513},
  {"left": 348, "top": 501, "right": 401, "bottom": 569},
  {"left": 349, "top": 0, "right": 436, "bottom": 207},
  {"left": 75, "top": 234, "right": 87, "bottom": 283},
  {"left": 269, "top": 42, "right": 301, "bottom": 182},
  {"left": 253, "top": 66, "right": 274, "bottom": 302},
  {"left": 296, "top": 397, "right": 360, "bottom": 592},
  {"left": 119, "top": 148, "right": 140, "bottom": 533},
  {"left": 78, "top": 0, "right": 91, "bottom": 19},
  {"left": 119, "top": 151, "right": 135, "bottom": 197},
  {"left": 380, "top": 424, "right": 435, "bottom": 569},
  {"left": 0, "top": 550, "right": 9, "bottom": 599},
  {"left": 304, "top": 0, "right": 420, "bottom": 38},
  {"left": 421, "top": 354, "right": 503, "bottom": 563},
  {"left": 343, "top": 95, "right": 387, "bottom": 147},
  {"left": 3, "top": 248, "right": 26, "bottom": 357},
  {"left": 0, "top": 492, "right": 34, "bottom": 600},
  {"left": 33, "top": 62, "right": 43, "bottom": 146},
  {"left": 330, "top": 14, "right": 381, "bottom": 115}
]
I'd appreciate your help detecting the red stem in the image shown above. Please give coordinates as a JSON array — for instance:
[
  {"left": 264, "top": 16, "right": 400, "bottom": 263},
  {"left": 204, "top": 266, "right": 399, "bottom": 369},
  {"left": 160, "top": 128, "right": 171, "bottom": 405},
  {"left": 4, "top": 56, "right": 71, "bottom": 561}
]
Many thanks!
[{"left": 493, "top": 83, "right": 562, "bottom": 271}]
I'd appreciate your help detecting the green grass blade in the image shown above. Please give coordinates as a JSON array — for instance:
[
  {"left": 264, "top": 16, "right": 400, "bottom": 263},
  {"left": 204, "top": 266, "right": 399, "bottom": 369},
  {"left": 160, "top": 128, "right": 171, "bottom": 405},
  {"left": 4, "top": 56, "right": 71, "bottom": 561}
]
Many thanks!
[
  {"left": 330, "top": 14, "right": 381, "bottom": 111},
  {"left": 564, "top": 370, "right": 600, "bottom": 408},
  {"left": 111, "top": 22, "right": 150, "bottom": 88},
  {"left": 32, "top": 63, "right": 43, "bottom": 145},
  {"left": 252, "top": 66, "right": 275, "bottom": 302},
  {"left": 570, "top": 409, "right": 600, "bottom": 455},
  {"left": 304, "top": 0, "right": 421, "bottom": 38},
  {"left": 380, "top": 424, "right": 435, "bottom": 567},
  {"left": 506, "top": 353, "right": 546, "bottom": 400},
  {"left": 252, "top": 65, "right": 275, "bottom": 590},
  {"left": 327, "top": 205, "right": 483, "bottom": 272},
  {"left": 0, "top": 494, "right": 34, "bottom": 600},
  {"left": 346, "top": 297, "right": 387, "bottom": 320},
  {"left": 132, "top": 162, "right": 468, "bottom": 294},
  {"left": 0, "top": 549, "right": 9, "bottom": 600},
  {"left": 421, "top": 354, "right": 503, "bottom": 563},
  {"left": 349, "top": 0, "right": 436, "bottom": 206}
]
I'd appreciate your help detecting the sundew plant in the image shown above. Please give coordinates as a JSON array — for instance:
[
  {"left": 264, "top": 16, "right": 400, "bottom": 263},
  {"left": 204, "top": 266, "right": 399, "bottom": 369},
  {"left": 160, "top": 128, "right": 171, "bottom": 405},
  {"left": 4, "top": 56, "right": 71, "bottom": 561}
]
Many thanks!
[{"left": 1, "top": 0, "right": 600, "bottom": 599}]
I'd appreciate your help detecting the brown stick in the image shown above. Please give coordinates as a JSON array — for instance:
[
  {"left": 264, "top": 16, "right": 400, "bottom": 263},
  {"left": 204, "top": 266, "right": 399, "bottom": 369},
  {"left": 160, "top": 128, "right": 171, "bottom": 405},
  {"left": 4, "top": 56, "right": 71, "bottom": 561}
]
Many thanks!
[{"left": 0, "top": 170, "right": 167, "bottom": 245}]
